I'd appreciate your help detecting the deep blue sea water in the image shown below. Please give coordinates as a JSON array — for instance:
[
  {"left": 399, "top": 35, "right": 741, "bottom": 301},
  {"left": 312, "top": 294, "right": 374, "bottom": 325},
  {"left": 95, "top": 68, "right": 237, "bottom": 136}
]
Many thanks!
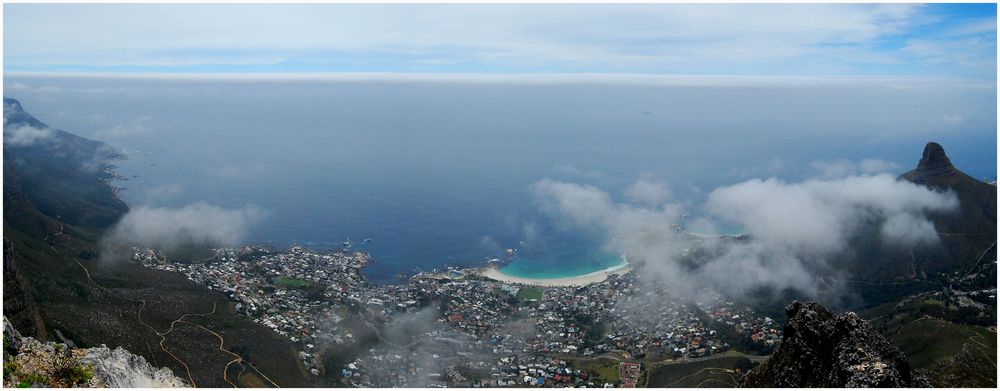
[{"left": 4, "top": 75, "right": 996, "bottom": 284}]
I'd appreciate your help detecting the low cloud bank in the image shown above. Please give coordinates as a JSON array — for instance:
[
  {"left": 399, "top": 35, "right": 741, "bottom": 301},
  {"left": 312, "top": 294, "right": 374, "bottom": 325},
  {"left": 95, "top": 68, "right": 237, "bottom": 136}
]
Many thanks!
[
  {"left": 4, "top": 124, "right": 55, "bottom": 146},
  {"left": 102, "top": 202, "right": 266, "bottom": 258},
  {"left": 706, "top": 174, "right": 958, "bottom": 254},
  {"left": 531, "top": 173, "right": 958, "bottom": 301}
]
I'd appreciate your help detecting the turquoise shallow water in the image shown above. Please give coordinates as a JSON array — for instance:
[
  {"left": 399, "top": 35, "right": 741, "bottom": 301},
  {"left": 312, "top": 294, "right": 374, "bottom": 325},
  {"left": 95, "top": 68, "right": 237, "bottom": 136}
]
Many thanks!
[
  {"left": 497, "top": 222, "right": 743, "bottom": 280},
  {"left": 499, "top": 249, "right": 625, "bottom": 279}
]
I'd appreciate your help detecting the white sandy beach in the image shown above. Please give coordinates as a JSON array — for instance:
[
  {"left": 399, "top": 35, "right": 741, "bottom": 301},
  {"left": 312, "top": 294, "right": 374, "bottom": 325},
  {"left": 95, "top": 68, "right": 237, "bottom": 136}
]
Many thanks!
[{"left": 477, "top": 263, "right": 633, "bottom": 287}]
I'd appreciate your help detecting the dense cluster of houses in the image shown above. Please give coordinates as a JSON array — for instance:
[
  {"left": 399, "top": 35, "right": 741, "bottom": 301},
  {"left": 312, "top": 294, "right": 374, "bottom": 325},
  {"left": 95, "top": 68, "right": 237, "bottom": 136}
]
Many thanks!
[
  {"left": 133, "top": 246, "right": 781, "bottom": 387},
  {"left": 133, "top": 246, "right": 370, "bottom": 375}
]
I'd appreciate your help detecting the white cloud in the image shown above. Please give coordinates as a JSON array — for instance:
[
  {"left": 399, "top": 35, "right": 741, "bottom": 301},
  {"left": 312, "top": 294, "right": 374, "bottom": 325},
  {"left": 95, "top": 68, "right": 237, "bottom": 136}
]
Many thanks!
[
  {"left": 811, "top": 158, "right": 900, "bottom": 179},
  {"left": 881, "top": 212, "right": 940, "bottom": 244},
  {"left": 810, "top": 159, "right": 857, "bottom": 179},
  {"left": 693, "top": 241, "right": 822, "bottom": 298},
  {"left": 625, "top": 179, "right": 673, "bottom": 206},
  {"left": 901, "top": 37, "right": 997, "bottom": 71},
  {"left": 531, "top": 179, "right": 621, "bottom": 228},
  {"left": 531, "top": 173, "right": 959, "bottom": 301},
  {"left": 706, "top": 174, "right": 957, "bottom": 254},
  {"left": 77, "top": 143, "right": 120, "bottom": 174},
  {"left": 4, "top": 3, "right": 992, "bottom": 77},
  {"left": 4, "top": 124, "right": 55, "bottom": 146},
  {"left": 103, "top": 202, "right": 266, "bottom": 254}
]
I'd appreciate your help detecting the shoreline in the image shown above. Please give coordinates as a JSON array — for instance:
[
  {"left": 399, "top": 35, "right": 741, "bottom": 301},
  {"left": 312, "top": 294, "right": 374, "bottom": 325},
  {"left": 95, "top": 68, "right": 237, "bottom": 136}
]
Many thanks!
[{"left": 477, "top": 262, "right": 632, "bottom": 287}]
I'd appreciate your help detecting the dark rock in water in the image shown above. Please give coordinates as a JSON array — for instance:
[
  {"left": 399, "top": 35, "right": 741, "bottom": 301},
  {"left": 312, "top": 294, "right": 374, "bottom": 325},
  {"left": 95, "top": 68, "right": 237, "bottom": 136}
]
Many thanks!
[{"left": 741, "top": 302, "right": 928, "bottom": 388}]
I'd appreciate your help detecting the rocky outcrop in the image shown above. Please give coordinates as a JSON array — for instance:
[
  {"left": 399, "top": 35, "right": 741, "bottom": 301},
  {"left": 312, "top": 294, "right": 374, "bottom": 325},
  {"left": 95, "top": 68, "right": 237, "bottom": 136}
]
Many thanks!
[
  {"left": 4, "top": 314, "right": 24, "bottom": 350},
  {"left": 79, "top": 346, "right": 188, "bottom": 388},
  {"left": 741, "top": 302, "right": 928, "bottom": 388},
  {"left": 3, "top": 317, "right": 187, "bottom": 388}
]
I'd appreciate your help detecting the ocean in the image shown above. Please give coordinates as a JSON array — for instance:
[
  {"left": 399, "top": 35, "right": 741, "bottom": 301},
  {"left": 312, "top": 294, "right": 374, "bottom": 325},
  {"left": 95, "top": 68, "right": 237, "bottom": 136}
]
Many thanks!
[{"left": 4, "top": 75, "right": 996, "bottom": 283}]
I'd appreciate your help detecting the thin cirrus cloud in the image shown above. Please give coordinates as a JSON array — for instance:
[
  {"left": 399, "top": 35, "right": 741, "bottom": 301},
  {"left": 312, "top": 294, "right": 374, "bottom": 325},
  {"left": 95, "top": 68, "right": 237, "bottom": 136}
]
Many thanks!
[{"left": 2, "top": 3, "right": 996, "bottom": 78}]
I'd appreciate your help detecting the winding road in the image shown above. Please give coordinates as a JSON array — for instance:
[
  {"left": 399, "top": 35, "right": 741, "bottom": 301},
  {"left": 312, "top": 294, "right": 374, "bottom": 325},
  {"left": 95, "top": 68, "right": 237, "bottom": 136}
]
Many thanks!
[
  {"left": 72, "top": 257, "right": 279, "bottom": 388},
  {"left": 191, "top": 322, "right": 245, "bottom": 388}
]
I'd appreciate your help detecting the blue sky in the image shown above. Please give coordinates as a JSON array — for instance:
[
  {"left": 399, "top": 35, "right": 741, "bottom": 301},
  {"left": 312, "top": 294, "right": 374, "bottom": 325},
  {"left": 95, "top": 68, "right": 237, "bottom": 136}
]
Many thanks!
[{"left": 3, "top": 3, "right": 996, "bottom": 78}]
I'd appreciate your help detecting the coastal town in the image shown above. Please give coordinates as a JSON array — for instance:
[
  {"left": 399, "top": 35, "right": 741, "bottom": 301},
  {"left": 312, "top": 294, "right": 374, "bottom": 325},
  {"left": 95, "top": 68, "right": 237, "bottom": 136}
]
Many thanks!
[{"left": 132, "top": 245, "right": 782, "bottom": 387}]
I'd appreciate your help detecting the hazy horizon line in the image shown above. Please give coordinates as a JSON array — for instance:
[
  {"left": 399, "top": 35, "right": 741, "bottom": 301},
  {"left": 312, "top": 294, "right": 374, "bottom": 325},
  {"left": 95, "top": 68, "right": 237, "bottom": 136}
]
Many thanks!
[{"left": 5, "top": 71, "right": 996, "bottom": 88}]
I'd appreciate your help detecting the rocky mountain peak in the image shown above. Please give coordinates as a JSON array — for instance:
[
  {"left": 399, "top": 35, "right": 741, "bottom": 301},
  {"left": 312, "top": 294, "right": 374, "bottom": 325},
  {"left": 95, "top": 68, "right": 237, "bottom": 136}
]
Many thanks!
[
  {"left": 4, "top": 98, "right": 28, "bottom": 127},
  {"left": 908, "top": 141, "right": 959, "bottom": 184},
  {"left": 921, "top": 141, "right": 949, "bottom": 164},
  {"left": 4, "top": 97, "right": 24, "bottom": 111},
  {"left": 741, "top": 301, "right": 928, "bottom": 388}
]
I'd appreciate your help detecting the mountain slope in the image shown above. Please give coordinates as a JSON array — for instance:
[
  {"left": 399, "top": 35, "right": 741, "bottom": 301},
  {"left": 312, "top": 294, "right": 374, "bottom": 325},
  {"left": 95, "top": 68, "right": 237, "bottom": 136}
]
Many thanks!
[
  {"left": 829, "top": 142, "right": 997, "bottom": 311},
  {"left": 4, "top": 98, "right": 127, "bottom": 230},
  {"left": 2, "top": 98, "right": 313, "bottom": 387},
  {"left": 899, "top": 142, "right": 997, "bottom": 276}
]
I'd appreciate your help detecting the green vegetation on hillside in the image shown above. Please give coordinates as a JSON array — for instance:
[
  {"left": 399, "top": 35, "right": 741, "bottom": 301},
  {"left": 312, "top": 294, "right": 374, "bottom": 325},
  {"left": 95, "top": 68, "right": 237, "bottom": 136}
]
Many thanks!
[
  {"left": 891, "top": 317, "right": 995, "bottom": 368},
  {"left": 924, "top": 338, "right": 997, "bottom": 387}
]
